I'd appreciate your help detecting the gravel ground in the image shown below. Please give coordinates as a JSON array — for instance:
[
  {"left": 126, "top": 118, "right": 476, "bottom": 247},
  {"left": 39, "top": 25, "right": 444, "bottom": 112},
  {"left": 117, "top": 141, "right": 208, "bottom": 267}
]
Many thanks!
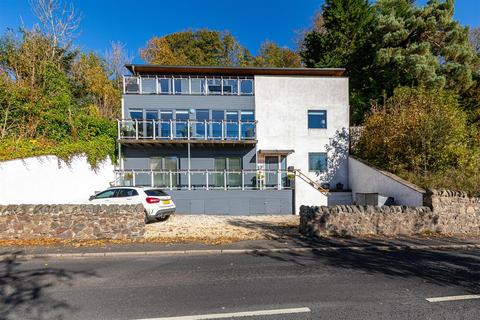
[{"left": 144, "top": 214, "right": 299, "bottom": 244}]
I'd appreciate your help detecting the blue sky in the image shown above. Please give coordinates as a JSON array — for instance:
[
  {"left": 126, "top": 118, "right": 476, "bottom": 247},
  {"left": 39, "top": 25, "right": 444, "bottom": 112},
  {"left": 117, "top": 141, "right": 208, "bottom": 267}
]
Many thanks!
[{"left": 0, "top": 0, "right": 479, "bottom": 63}]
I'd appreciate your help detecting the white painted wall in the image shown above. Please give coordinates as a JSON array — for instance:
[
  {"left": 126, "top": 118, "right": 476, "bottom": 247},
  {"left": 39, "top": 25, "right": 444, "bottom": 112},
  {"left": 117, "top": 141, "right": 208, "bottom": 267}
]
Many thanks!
[
  {"left": 254, "top": 75, "right": 350, "bottom": 212},
  {"left": 0, "top": 156, "right": 114, "bottom": 204},
  {"left": 348, "top": 157, "right": 425, "bottom": 206}
]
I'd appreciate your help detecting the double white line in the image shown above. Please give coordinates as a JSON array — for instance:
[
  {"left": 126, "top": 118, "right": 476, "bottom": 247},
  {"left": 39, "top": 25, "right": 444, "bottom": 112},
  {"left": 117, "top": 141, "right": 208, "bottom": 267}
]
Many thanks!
[{"left": 135, "top": 307, "right": 311, "bottom": 320}]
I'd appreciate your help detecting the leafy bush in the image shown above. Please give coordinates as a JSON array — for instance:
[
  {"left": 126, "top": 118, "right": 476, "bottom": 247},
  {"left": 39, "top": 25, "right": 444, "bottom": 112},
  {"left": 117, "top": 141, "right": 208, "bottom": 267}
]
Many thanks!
[{"left": 354, "top": 87, "right": 480, "bottom": 195}]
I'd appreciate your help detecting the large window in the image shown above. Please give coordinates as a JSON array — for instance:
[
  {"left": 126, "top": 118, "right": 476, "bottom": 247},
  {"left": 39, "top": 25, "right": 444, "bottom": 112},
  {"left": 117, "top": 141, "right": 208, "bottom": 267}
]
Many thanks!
[
  {"left": 125, "top": 76, "right": 253, "bottom": 95},
  {"left": 240, "top": 79, "right": 253, "bottom": 95},
  {"left": 308, "top": 153, "right": 327, "bottom": 172},
  {"left": 308, "top": 110, "right": 327, "bottom": 129}
]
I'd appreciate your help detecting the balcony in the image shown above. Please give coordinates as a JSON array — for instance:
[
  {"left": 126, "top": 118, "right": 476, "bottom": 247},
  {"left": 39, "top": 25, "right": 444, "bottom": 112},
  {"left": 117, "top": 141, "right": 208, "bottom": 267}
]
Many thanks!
[
  {"left": 123, "top": 76, "right": 254, "bottom": 96},
  {"left": 114, "top": 169, "right": 292, "bottom": 191},
  {"left": 117, "top": 119, "right": 257, "bottom": 145}
]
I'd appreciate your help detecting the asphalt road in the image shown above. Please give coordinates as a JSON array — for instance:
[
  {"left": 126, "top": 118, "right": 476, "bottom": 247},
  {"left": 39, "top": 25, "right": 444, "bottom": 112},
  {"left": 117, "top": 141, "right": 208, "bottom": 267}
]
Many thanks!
[{"left": 1, "top": 248, "right": 480, "bottom": 320}]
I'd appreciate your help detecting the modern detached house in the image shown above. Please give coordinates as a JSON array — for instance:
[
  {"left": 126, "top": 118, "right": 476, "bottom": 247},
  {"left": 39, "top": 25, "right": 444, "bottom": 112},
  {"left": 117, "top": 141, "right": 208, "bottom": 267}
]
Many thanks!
[{"left": 115, "top": 65, "right": 350, "bottom": 214}]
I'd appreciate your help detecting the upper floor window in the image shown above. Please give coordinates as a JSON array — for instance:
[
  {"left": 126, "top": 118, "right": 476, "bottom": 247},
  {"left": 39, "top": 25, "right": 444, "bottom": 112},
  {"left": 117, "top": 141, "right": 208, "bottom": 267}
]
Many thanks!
[
  {"left": 124, "top": 75, "right": 254, "bottom": 95},
  {"left": 308, "top": 110, "right": 327, "bottom": 129},
  {"left": 240, "top": 79, "right": 253, "bottom": 95},
  {"left": 309, "top": 153, "right": 327, "bottom": 172}
]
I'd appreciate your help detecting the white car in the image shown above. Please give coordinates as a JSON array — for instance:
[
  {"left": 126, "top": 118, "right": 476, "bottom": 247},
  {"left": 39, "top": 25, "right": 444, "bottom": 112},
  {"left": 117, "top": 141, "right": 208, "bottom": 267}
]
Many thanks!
[{"left": 88, "top": 187, "right": 176, "bottom": 223}]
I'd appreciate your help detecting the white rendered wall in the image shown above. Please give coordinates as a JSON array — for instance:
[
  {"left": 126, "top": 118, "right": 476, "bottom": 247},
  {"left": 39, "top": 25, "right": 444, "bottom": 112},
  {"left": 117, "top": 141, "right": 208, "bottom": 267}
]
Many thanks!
[
  {"left": 0, "top": 156, "right": 114, "bottom": 204},
  {"left": 348, "top": 157, "right": 425, "bottom": 206},
  {"left": 254, "top": 75, "right": 350, "bottom": 213}
]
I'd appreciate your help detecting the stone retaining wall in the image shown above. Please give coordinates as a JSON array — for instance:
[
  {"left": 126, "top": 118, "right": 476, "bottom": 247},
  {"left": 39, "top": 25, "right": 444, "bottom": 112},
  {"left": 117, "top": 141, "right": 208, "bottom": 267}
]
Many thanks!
[
  {"left": 300, "top": 189, "right": 480, "bottom": 237},
  {"left": 0, "top": 205, "right": 145, "bottom": 240}
]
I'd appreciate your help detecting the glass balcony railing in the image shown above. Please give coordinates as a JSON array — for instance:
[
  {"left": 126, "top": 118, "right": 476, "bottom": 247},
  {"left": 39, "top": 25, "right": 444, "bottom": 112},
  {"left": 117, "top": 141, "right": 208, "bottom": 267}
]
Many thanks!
[
  {"left": 114, "top": 170, "right": 292, "bottom": 191},
  {"left": 123, "top": 76, "right": 254, "bottom": 96},
  {"left": 117, "top": 119, "right": 257, "bottom": 141}
]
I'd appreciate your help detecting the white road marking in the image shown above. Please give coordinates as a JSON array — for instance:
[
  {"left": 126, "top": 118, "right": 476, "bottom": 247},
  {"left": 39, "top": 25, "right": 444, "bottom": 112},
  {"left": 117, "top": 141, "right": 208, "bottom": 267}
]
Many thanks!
[
  {"left": 135, "top": 307, "right": 311, "bottom": 320},
  {"left": 426, "top": 294, "right": 480, "bottom": 303}
]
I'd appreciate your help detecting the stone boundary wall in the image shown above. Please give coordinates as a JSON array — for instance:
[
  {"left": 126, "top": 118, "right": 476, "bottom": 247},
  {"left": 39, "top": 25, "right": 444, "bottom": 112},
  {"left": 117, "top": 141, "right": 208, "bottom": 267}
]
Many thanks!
[
  {"left": 300, "top": 189, "right": 480, "bottom": 237},
  {"left": 0, "top": 205, "right": 145, "bottom": 240}
]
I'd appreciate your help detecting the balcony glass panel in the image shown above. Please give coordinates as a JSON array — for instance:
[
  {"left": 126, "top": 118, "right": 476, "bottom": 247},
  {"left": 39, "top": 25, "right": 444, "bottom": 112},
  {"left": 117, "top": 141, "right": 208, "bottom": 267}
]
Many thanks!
[
  {"left": 119, "top": 120, "right": 136, "bottom": 139},
  {"left": 175, "top": 110, "right": 189, "bottom": 138},
  {"left": 160, "top": 111, "right": 173, "bottom": 139},
  {"left": 210, "top": 110, "right": 224, "bottom": 140},
  {"left": 153, "top": 172, "right": 170, "bottom": 188},
  {"left": 134, "top": 172, "right": 151, "bottom": 186},
  {"left": 264, "top": 171, "right": 279, "bottom": 188},
  {"left": 222, "top": 79, "right": 238, "bottom": 95},
  {"left": 192, "top": 109, "right": 209, "bottom": 139},
  {"left": 240, "top": 79, "right": 253, "bottom": 95},
  {"left": 243, "top": 171, "right": 257, "bottom": 189},
  {"left": 208, "top": 171, "right": 225, "bottom": 189},
  {"left": 241, "top": 111, "right": 255, "bottom": 139},
  {"left": 145, "top": 110, "right": 158, "bottom": 138},
  {"left": 191, "top": 78, "right": 205, "bottom": 94},
  {"left": 207, "top": 78, "right": 221, "bottom": 95},
  {"left": 226, "top": 111, "right": 239, "bottom": 140},
  {"left": 174, "top": 78, "right": 189, "bottom": 94},
  {"left": 190, "top": 172, "right": 206, "bottom": 189},
  {"left": 158, "top": 78, "right": 171, "bottom": 94},
  {"left": 124, "top": 77, "right": 139, "bottom": 93},
  {"left": 174, "top": 171, "right": 188, "bottom": 189},
  {"left": 141, "top": 78, "right": 156, "bottom": 94}
]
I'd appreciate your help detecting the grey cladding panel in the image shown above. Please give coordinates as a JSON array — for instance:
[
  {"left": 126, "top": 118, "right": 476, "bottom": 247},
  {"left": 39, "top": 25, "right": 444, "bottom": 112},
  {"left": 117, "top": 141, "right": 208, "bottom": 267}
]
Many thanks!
[
  {"left": 123, "top": 95, "right": 254, "bottom": 114},
  {"left": 165, "top": 190, "right": 292, "bottom": 215}
]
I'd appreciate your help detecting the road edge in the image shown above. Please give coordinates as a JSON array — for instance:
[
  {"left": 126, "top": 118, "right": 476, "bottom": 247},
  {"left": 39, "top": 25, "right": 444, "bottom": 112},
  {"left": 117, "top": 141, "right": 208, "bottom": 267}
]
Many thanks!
[{"left": 4, "top": 243, "right": 480, "bottom": 260}]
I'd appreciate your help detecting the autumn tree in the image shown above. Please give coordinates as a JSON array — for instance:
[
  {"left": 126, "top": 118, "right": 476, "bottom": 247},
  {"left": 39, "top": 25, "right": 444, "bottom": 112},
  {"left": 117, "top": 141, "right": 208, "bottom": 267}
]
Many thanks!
[
  {"left": 140, "top": 29, "right": 252, "bottom": 66},
  {"left": 253, "top": 41, "right": 302, "bottom": 68},
  {"left": 72, "top": 52, "right": 121, "bottom": 119}
]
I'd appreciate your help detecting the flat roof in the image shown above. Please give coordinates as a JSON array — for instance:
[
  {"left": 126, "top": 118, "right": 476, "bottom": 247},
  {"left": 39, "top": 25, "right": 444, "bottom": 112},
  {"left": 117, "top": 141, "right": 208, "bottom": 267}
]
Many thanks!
[{"left": 125, "top": 64, "right": 346, "bottom": 77}]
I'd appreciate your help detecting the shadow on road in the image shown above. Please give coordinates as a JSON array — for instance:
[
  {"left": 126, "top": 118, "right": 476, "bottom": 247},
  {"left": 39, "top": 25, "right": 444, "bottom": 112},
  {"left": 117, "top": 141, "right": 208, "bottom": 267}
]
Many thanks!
[
  {"left": 0, "top": 251, "right": 95, "bottom": 320},
  {"left": 227, "top": 218, "right": 480, "bottom": 293}
]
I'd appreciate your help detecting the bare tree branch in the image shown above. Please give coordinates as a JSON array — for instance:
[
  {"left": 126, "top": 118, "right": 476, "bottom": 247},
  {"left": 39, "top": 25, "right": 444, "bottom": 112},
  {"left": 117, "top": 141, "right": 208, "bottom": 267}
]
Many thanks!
[
  {"left": 29, "top": 0, "right": 82, "bottom": 57},
  {"left": 105, "top": 41, "right": 133, "bottom": 88}
]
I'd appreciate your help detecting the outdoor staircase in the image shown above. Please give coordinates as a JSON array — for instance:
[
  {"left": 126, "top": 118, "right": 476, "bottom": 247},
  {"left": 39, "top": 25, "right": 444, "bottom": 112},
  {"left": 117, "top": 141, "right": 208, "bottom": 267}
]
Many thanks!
[{"left": 293, "top": 169, "right": 329, "bottom": 195}]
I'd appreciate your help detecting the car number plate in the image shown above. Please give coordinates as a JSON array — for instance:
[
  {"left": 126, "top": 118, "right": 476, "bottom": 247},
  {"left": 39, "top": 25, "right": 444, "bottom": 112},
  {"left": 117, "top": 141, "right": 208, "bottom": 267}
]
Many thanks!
[{"left": 162, "top": 200, "right": 170, "bottom": 205}]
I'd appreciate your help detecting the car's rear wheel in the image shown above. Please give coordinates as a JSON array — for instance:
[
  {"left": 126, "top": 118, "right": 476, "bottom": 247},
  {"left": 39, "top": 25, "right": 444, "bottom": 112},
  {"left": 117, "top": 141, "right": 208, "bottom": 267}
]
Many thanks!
[{"left": 144, "top": 212, "right": 152, "bottom": 224}]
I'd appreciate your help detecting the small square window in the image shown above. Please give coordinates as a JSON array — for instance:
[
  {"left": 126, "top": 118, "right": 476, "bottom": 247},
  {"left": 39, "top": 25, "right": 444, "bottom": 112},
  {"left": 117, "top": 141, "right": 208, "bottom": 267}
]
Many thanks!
[
  {"left": 309, "top": 153, "right": 327, "bottom": 172},
  {"left": 308, "top": 110, "right": 327, "bottom": 129}
]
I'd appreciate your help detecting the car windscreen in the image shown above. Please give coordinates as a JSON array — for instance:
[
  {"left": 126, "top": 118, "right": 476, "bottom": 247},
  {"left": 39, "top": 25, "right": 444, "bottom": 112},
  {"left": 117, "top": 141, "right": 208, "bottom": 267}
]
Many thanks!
[{"left": 144, "top": 189, "right": 168, "bottom": 197}]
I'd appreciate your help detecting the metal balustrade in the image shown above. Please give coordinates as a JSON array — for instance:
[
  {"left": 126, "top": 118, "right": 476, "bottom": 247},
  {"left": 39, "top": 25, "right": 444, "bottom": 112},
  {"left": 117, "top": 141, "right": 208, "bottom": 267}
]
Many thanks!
[
  {"left": 114, "top": 170, "right": 292, "bottom": 191},
  {"left": 117, "top": 119, "right": 257, "bottom": 141}
]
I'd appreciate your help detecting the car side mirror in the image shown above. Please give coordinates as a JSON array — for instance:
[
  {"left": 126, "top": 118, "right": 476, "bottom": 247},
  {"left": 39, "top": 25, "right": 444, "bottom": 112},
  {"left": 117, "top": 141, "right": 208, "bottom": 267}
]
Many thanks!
[{"left": 89, "top": 195, "right": 95, "bottom": 201}]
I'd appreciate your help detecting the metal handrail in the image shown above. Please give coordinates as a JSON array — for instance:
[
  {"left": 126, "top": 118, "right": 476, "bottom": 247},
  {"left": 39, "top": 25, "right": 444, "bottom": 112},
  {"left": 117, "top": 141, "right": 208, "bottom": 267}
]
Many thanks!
[
  {"left": 114, "top": 169, "right": 291, "bottom": 191},
  {"left": 117, "top": 119, "right": 257, "bottom": 141}
]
